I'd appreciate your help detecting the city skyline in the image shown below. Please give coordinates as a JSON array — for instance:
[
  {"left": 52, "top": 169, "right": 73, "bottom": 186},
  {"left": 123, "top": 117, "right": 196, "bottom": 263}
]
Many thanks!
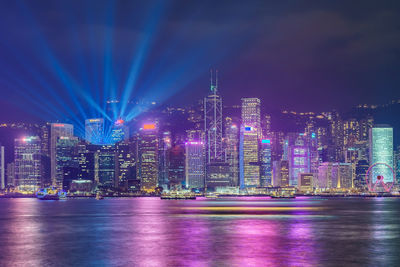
[
  {"left": 1, "top": 0, "right": 400, "bottom": 124},
  {"left": 1, "top": 2, "right": 400, "bottom": 266}
]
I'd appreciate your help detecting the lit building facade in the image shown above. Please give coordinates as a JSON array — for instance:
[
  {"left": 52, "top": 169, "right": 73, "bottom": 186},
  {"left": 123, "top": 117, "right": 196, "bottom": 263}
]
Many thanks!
[
  {"left": 206, "top": 162, "right": 231, "bottom": 190},
  {"left": 85, "top": 118, "right": 104, "bottom": 144},
  {"left": 185, "top": 141, "right": 205, "bottom": 189},
  {"left": 239, "top": 126, "right": 260, "bottom": 188},
  {"left": 288, "top": 134, "right": 310, "bottom": 186},
  {"left": 110, "top": 119, "right": 129, "bottom": 144},
  {"left": 168, "top": 144, "right": 185, "bottom": 189},
  {"left": 115, "top": 141, "right": 135, "bottom": 188},
  {"left": 272, "top": 160, "right": 289, "bottom": 187},
  {"left": 260, "top": 139, "right": 272, "bottom": 186},
  {"left": 317, "top": 162, "right": 333, "bottom": 190},
  {"left": 97, "top": 145, "right": 115, "bottom": 186},
  {"left": 225, "top": 119, "right": 239, "bottom": 186},
  {"left": 138, "top": 124, "right": 158, "bottom": 192},
  {"left": 298, "top": 173, "right": 313, "bottom": 192},
  {"left": 369, "top": 125, "right": 394, "bottom": 183},
  {"left": 55, "top": 136, "right": 79, "bottom": 189},
  {"left": 241, "top": 98, "right": 261, "bottom": 139},
  {"left": 331, "top": 163, "right": 354, "bottom": 189},
  {"left": 50, "top": 123, "right": 74, "bottom": 188},
  {"left": 317, "top": 162, "right": 354, "bottom": 190},
  {"left": 14, "top": 136, "right": 41, "bottom": 191},
  {"left": 158, "top": 131, "right": 171, "bottom": 189},
  {"left": 355, "top": 160, "right": 369, "bottom": 190}
]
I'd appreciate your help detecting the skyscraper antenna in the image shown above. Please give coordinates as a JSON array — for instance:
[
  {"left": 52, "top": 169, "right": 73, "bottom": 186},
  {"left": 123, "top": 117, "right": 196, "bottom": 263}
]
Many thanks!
[
  {"left": 210, "top": 69, "right": 213, "bottom": 91},
  {"left": 216, "top": 69, "right": 219, "bottom": 91}
]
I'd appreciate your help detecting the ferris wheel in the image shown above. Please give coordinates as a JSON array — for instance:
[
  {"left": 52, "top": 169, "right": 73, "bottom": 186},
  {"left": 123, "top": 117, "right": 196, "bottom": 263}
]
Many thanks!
[{"left": 365, "top": 162, "right": 396, "bottom": 192}]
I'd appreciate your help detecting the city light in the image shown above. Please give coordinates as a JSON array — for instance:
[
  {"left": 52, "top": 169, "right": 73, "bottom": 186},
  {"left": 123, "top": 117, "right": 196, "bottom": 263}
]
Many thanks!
[{"left": 143, "top": 123, "right": 156, "bottom": 130}]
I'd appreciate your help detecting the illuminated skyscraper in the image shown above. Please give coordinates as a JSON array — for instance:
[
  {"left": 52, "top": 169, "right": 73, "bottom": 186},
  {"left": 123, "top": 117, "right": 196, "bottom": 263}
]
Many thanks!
[
  {"left": 225, "top": 118, "right": 239, "bottom": 186},
  {"left": 50, "top": 123, "right": 74, "bottom": 188},
  {"left": 260, "top": 139, "right": 272, "bottom": 186},
  {"left": 239, "top": 126, "right": 260, "bottom": 188},
  {"left": 110, "top": 119, "right": 129, "bottom": 144},
  {"left": 288, "top": 134, "right": 310, "bottom": 186},
  {"left": 6, "top": 163, "right": 15, "bottom": 187},
  {"left": 97, "top": 145, "right": 115, "bottom": 186},
  {"left": 329, "top": 111, "right": 344, "bottom": 162},
  {"left": 14, "top": 136, "right": 41, "bottom": 191},
  {"left": 158, "top": 131, "right": 171, "bottom": 189},
  {"left": 355, "top": 160, "right": 369, "bottom": 189},
  {"left": 85, "top": 118, "right": 104, "bottom": 144},
  {"left": 204, "top": 70, "right": 223, "bottom": 163},
  {"left": 317, "top": 162, "right": 333, "bottom": 190},
  {"left": 76, "top": 144, "right": 97, "bottom": 182},
  {"left": 0, "top": 145, "right": 4, "bottom": 189},
  {"left": 115, "top": 141, "right": 135, "bottom": 188},
  {"left": 168, "top": 144, "right": 185, "bottom": 189},
  {"left": 55, "top": 136, "right": 79, "bottom": 189},
  {"left": 369, "top": 125, "right": 394, "bottom": 184},
  {"left": 138, "top": 124, "right": 158, "bottom": 192},
  {"left": 359, "top": 116, "right": 374, "bottom": 141},
  {"left": 241, "top": 98, "right": 261, "bottom": 139},
  {"left": 185, "top": 141, "right": 205, "bottom": 189},
  {"left": 263, "top": 114, "right": 272, "bottom": 138}
]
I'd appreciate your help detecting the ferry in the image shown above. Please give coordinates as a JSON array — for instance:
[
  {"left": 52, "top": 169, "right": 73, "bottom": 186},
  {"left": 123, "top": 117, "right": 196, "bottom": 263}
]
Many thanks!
[
  {"left": 271, "top": 192, "right": 296, "bottom": 199},
  {"left": 161, "top": 192, "right": 196, "bottom": 200},
  {"left": 271, "top": 195, "right": 296, "bottom": 199},
  {"left": 36, "top": 187, "right": 67, "bottom": 200}
]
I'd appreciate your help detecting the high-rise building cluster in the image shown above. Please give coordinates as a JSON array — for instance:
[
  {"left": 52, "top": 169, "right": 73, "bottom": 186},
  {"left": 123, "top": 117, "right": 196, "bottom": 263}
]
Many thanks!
[{"left": 0, "top": 73, "right": 398, "bottom": 194}]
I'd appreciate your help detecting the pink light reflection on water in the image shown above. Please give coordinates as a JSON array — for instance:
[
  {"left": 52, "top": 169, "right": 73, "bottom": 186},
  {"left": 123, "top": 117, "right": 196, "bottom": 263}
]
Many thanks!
[{"left": 2, "top": 199, "right": 45, "bottom": 266}]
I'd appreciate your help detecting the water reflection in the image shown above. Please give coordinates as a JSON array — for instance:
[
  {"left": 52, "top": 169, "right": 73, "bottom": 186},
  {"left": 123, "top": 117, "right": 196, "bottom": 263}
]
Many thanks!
[{"left": 0, "top": 197, "right": 400, "bottom": 266}]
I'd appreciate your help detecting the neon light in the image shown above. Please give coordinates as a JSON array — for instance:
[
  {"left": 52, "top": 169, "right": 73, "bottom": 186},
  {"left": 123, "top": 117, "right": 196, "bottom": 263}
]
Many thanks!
[
  {"left": 143, "top": 124, "right": 156, "bottom": 130},
  {"left": 187, "top": 141, "right": 203, "bottom": 145},
  {"left": 262, "top": 139, "right": 270, "bottom": 144},
  {"left": 244, "top": 126, "right": 252, "bottom": 131},
  {"left": 115, "top": 119, "right": 124, "bottom": 125},
  {"left": 53, "top": 124, "right": 65, "bottom": 127}
]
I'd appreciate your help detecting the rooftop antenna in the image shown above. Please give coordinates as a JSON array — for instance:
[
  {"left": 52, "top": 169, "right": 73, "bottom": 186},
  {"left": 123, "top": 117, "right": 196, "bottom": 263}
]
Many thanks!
[
  {"left": 210, "top": 68, "right": 215, "bottom": 93},
  {"left": 215, "top": 69, "right": 219, "bottom": 92}
]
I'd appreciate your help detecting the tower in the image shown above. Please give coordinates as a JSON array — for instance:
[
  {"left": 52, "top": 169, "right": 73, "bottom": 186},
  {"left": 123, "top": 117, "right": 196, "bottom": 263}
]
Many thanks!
[
  {"left": 14, "top": 137, "right": 42, "bottom": 191},
  {"left": 138, "top": 123, "right": 159, "bottom": 193},
  {"left": 369, "top": 125, "right": 394, "bottom": 184},
  {"left": 241, "top": 98, "right": 261, "bottom": 139},
  {"left": 50, "top": 123, "right": 74, "bottom": 188},
  {"left": 204, "top": 69, "right": 223, "bottom": 163},
  {"left": 239, "top": 126, "right": 260, "bottom": 188},
  {"left": 85, "top": 118, "right": 104, "bottom": 144}
]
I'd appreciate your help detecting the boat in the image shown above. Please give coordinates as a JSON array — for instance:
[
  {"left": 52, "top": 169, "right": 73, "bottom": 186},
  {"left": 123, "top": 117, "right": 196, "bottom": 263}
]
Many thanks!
[
  {"left": 36, "top": 187, "right": 67, "bottom": 200},
  {"left": 96, "top": 192, "right": 104, "bottom": 200},
  {"left": 271, "top": 195, "right": 296, "bottom": 199},
  {"left": 161, "top": 192, "right": 196, "bottom": 200}
]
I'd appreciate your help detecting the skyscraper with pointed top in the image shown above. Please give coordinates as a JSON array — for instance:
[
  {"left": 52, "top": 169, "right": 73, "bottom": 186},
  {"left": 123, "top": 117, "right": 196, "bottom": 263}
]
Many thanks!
[{"left": 204, "top": 69, "right": 223, "bottom": 163}]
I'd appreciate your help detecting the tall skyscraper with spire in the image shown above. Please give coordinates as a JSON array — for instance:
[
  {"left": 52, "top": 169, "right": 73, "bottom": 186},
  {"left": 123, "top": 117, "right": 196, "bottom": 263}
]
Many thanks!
[{"left": 204, "top": 69, "right": 223, "bottom": 163}]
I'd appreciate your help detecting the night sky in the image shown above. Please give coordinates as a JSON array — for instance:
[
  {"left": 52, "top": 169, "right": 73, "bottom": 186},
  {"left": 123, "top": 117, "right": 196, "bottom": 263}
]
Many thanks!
[{"left": 1, "top": 0, "right": 400, "bottom": 123}]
